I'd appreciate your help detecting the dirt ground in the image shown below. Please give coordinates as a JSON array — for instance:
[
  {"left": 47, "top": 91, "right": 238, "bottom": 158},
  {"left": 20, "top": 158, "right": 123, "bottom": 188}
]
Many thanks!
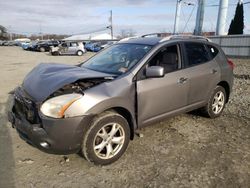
[{"left": 0, "top": 46, "right": 249, "bottom": 188}]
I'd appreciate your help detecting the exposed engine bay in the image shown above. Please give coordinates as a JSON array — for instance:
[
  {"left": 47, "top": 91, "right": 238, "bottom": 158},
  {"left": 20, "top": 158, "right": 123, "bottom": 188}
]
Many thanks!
[{"left": 48, "top": 78, "right": 112, "bottom": 99}]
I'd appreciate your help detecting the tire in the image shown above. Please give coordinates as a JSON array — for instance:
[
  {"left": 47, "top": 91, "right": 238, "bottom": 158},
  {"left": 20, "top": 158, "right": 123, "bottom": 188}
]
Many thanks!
[
  {"left": 52, "top": 51, "right": 59, "bottom": 56},
  {"left": 82, "top": 111, "right": 130, "bottom": 165},
  {"left": 202, "top": 86, "right": 226, "bottom": 118},
  {"left": 39, "top": 47, "right": 45, "bottom": 52},
  {"left": 77, "top": 50, "right": 83, "bottom": 56}
]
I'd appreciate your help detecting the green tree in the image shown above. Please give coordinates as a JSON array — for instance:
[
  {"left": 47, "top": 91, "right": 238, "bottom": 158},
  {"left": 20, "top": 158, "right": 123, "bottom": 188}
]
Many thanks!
[{"left": 228, "top": 2, "right": 244, "bottom": 35}]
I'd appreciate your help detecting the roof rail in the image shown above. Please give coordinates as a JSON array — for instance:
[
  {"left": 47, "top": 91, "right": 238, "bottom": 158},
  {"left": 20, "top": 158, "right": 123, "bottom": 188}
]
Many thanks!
[{"left": 159, "top": 35, "right": 212, "bottom": 42}]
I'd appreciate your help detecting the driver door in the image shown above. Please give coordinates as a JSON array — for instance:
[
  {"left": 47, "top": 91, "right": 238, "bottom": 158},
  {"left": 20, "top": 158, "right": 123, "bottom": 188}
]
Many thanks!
[
  {"left": 136, "top": 44, "right": 189, "bottom": 126},
  {"left": 60, "top": 43, "right": 69, "bottom": 54}
]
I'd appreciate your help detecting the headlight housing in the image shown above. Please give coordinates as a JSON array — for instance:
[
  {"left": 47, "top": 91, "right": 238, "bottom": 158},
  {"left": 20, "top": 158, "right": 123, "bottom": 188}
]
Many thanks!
[{"left": 40, "top": 94, "right": 82, "bottom": 118}]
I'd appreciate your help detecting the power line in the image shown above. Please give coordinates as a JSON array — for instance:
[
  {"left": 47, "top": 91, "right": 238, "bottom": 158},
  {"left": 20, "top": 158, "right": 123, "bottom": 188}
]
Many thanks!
[
  {"left": 182, "top": 4, "right": 196, "bottom": 33},
  {"left": 72, "top": 26, "right": 109, "bottom": 35},
  {"left": 180, "top": 6, "right": 191, "bottom": 32},
  {"left": 206, "top": 1, "right": 250, "bottom": 7},
  {"left": 173, "top": 0, "right": 195, "bottom": 34}
]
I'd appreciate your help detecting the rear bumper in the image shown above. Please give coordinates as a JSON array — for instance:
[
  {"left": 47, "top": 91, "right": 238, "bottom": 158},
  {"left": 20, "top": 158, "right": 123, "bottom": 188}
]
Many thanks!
[{"left": 8, "top": 95, "right": 93, "bottom": 154}]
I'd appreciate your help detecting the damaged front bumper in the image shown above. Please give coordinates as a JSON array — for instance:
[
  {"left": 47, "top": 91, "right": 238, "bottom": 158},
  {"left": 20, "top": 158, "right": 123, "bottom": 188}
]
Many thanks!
[{"left": 7, "top": 89, "right": 93, "bottom": 155}]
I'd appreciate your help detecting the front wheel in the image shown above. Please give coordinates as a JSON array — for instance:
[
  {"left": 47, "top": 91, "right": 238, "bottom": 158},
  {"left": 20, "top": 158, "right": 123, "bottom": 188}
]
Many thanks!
[
  {"left": 82, "top": 111, "right": 130, "bottom": 165},
  {"left": 39, "top": 47, "right": 45, "bottom": 52},
  {"left": 202, "top": 86, "right": 226, "bottom": 118}
]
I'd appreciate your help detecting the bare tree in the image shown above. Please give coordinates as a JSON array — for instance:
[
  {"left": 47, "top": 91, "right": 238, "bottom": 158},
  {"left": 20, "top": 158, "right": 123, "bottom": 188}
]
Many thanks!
[{"left": 0, "top": 25, "right": 8, "bottom": 40}]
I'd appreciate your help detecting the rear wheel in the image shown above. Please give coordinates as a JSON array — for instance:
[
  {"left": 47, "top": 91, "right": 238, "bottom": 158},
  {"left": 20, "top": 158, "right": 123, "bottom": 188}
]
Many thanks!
[
  {"left": 202, "top": 86, "right": 226, "bottom": 118},
  {"left": 82, "top": 111, "right": 130, "bottom": 165},
  {"left": 77, "top": 50, "right": 83, "bottom": 56}
]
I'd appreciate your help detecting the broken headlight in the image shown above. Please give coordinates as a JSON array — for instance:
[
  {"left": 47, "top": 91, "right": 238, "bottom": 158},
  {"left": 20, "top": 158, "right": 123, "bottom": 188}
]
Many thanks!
[{"left": 40, "top": 94, "right": 82, "bottom": 118}]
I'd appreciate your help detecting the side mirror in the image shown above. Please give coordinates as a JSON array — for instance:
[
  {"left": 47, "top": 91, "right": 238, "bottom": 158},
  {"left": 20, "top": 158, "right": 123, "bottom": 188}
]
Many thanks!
[{"left": 145, "top": 66, "right": 164, "bottom": 78}]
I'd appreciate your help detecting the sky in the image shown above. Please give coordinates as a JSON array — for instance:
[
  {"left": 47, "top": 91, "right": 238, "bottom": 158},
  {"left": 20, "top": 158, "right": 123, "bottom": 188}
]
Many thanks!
[{"left": 0, "top": 0, "right": 249, "bottom": 36}]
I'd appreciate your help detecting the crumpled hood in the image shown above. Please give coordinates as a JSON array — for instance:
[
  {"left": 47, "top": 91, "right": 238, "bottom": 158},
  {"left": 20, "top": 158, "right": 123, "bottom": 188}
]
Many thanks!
[{"left": 23, "top": 63, "right": 114, "bottom": 102}]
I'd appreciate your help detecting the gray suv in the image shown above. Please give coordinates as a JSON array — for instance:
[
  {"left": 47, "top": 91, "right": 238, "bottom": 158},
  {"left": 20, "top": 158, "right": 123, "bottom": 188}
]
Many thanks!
[{"left": 8, "top": 36, "right": 234, "bottom": 165}]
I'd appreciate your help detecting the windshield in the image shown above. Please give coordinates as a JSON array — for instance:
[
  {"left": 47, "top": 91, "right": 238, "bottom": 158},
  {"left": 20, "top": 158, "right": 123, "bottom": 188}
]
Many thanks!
[{"left": 81, "top": 43, "right": 152, "bottom": 75}]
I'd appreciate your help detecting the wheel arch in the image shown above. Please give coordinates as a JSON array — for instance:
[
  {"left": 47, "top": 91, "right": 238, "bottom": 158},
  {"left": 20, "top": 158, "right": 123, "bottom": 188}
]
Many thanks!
[
  {"left": 76, "top": 50, "right": 83, "bottom": 55},
  {"left": 217, "top": 81, "right": 230, "bottom": 103},
  {"left": 104, "top": 107, "right": 136, "bottom": 140}
]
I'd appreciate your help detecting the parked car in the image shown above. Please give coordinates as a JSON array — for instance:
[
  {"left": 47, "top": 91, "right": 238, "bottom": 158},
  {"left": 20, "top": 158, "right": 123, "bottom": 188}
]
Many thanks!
[
  {"left": 84, "top": 42, "right": 92, "bottom": 51},
  {"left": 7, "top": 35, "right": 234, "bottom": 165},
  {"left": 2, "top": 41, "right": 16, "bottom": 46},
  {"left": 85, "top": 41, "right": 110, "bottom": 52},
  {"left": 100, "top": 41, "right": 117, "bottom": 49},
  {"left": 29, "top": 41, "right": 46, "bottom": 51},
  {"left": 84, "top": 41, "right": 99, "bottom": 51},
  {"left": 21, "top": 41, "right": 31, "bottom": 50},
  {"left": 1, "top": 41, "right": 7, "bottom": 46},
  {"left": 36, "top": 40, "right": 60, "bottom": 52},
  {"left": 90, "top": 42, "right": 102, "bottom": 52},
  {"left": 14, "top": 38, "right": 31, "bottom": 46},
  {"left": 50, "top": 41, "right": 86, "bottom": 56}
]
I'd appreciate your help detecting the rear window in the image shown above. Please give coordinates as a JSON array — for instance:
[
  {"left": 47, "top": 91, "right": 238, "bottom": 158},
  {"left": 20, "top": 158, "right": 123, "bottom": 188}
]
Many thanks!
[
  {"left": 207, "top": 45, "right": 219, "bottom": 58},
  {"left": 184, "top": 42, "right": 211, "bottom": 66}
]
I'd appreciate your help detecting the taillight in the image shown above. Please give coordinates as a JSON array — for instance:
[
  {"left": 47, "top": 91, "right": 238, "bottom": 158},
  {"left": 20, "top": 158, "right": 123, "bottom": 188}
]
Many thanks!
[{"left": 227, "top": 59, "right": 235, "bottom": 70}]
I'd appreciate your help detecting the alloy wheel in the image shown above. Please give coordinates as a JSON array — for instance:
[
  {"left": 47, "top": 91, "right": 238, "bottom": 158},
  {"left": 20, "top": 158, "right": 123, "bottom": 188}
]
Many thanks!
[
  {"left": 212, "top": 91, "right": 225, "bottom": 114},
  {"left": 93, "top": 123, "right": 125, "bottom": 159}
]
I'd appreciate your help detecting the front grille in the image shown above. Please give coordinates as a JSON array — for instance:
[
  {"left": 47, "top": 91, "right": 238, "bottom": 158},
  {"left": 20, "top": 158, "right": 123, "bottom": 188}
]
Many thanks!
[{"left": 13, "top": 87, "right": 40, "bottom": 124}]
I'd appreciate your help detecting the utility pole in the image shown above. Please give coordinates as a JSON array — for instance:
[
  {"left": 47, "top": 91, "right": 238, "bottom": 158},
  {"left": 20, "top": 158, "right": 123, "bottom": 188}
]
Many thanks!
[
  {"left": 39, "top": 23, "right": 43, "bottom": 40},
  {"left": 216, "top": 0, "right": 229, "bottom": 35},
  {"left": 194, "top": 0, "right": 205, "bottom": 35},
  {"left": 110, "top": 10, "right": 113, "bottom": 39},
  {"left": 173, "top": 0, "right": 182, "bottom": 34},
  {"left": 9, "top": 25, "right": 12, "bottom": 40}
]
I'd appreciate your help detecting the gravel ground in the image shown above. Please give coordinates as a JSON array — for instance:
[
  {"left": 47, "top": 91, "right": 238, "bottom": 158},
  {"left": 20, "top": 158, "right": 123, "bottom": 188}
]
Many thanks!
[{"left": 0, "top": 46, "right": 249, "bottom": 188}]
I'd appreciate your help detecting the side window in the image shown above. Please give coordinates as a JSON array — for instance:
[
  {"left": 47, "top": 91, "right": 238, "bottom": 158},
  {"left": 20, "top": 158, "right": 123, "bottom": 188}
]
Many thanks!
[
  {"left": 207, "top": 45, "right": 219, "bottom": 58},
  {"left": 148, "top": 44, "right": 180, "bottom": 74},
  {"left": 61, "top": 43, "right": 67, "bottom": 47},
  {"left": 70, "top": 42, "right": 78, "bottom": 47},
  {"left": 184, "top": 42, "right": 211, "bottom": 66}
]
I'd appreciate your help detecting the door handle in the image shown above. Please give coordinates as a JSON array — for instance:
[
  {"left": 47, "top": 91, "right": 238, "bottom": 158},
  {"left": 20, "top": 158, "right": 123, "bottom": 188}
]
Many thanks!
[
  {"left": 211, "top": 69, "right": 218, "bottom": 74},
  {"left": 178, "top": 77, "right": 188, "bottom": 84}
]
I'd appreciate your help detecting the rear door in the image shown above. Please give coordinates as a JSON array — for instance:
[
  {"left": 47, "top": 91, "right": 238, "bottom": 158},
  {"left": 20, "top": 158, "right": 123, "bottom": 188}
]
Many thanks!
[
  {"left": 68, "top": 42, "right": 78, "bottom": 54},
  {"left": 136, "top": 43, "right": 190, "bottom": 126},
  {"left": 182, "top": 42, "right": 221, "bottom": 105}
]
